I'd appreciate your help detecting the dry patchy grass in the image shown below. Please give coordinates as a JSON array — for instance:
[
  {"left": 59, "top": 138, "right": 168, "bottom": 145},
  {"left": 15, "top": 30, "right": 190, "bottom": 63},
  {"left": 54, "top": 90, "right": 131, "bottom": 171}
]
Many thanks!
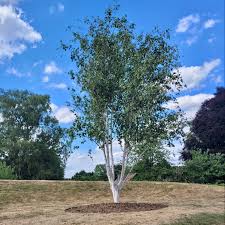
[{"left": 0, "top": 180, "right": 224, "bottom": 225}]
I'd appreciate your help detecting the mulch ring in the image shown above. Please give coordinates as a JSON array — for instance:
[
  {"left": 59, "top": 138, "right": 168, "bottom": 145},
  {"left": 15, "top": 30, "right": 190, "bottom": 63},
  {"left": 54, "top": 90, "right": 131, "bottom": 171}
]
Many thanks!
[{"left": 65, "top": 202, "right": 168, "bottom": 214}]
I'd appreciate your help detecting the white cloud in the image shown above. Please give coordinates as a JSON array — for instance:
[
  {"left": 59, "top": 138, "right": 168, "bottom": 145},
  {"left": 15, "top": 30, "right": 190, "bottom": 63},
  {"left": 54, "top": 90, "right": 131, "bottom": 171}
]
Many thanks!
[
  {"left": 49, "top": 2, "right": 64, "bottom": 14},
  {"left": 6, "top": 67, "right": 22, "bottom": 77},
  {"left": 0, "top": 0, "right": 20, "bottom": 5},
  {"left": 49, "top": 82, "right": 67, "bottom": 90},
  {"left": 213, "top": 75, "right": 223, "bottom": 84},
  {"left": 32, "top": 60, "right": 42, "bottom": 67},
  {"left": 186, "top": 35, "right": 198, "bottom": 46},
  {"left": 176, "top": 14, "right": 200, "bottom": 33},
  {"left": 176, "top": 14, "right": 220, "bottom": 46},
  {"left": 54, "top": 107, "right": 75, "bottom": 123},
  {"left": 51, "top": 104, "right": 75, "bottom": 124},
  {"left": 166, "top": 140, "right": 184, "bottom": 165},
  {"left": 6, "top": 67, "right": 31, "bottom": 77},
  {"left": 65, "top": 150, "right": 104, "bottom": 178},
  {"left": 204, "top": 19, "right": 219, "bottom": 29},
  {"left": 42, "top": 76, "right": 49, "bottom": 83},
  {"left": 50, "top": 103, "right": 58, "bottom": 112},
  {"left": 44, "top": 61, "right": 62, "bottom": 74},
  {"left": 0, "top": 5, "right": 42, "bottom": 61},
  {"left": 0, "top": 42, "right": 26, "bottom": 60},
  {"left": 208, "top": 36, "right": 216, "bottom": 43},
  {"left": 0, "top": 113, "right": 3, "bottom": 122},
  {"left": 178, "top": 59, "right": 221, "bottom": 89},
  {"left": 65, "top": 140, "right": 123, "bottom": 178},
  {"left": 167, "top": 93, "right": 214, "bottom": 119}
]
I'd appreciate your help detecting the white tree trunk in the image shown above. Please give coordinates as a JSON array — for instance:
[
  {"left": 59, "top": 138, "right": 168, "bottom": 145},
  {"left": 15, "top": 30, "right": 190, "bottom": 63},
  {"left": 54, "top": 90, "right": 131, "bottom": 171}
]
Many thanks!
[
  {"left": 103, "top": 111, "right": 131, "bottom": 203},
  {"left": 111, "top": 184, "right": 120, "bottom": 203}
]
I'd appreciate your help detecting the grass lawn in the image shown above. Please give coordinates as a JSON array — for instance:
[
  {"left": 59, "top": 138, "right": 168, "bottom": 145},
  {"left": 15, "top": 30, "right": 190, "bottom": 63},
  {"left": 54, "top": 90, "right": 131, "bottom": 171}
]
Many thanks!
[
  {"left": 0, "top": 180, "right": 224, "bottom": 225},
  {"left": 163, "top": 212, "right": 225, "bottom": 225}
]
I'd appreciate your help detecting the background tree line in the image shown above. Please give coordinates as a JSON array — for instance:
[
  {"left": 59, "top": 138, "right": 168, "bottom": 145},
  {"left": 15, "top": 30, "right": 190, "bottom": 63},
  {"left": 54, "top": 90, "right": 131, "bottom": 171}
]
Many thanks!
[
  {"left": 71, "top": 151, "right": 225, "bottom": 184},
  {"left": 1, "top": 87, "right": 224, "bottom": 183}
]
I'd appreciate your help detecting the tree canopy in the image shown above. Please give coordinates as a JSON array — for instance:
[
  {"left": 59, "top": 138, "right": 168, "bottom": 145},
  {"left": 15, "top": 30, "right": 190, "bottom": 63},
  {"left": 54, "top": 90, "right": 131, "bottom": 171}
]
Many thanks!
[
  {"left": 62, "top": 6, "right": 184, "bottom": 202},
  {"left": 0, "top": 89, "right": 71, "bottom": 179},
  {"left": 182, "top": 87, "right": 225, "bottom": 160}
]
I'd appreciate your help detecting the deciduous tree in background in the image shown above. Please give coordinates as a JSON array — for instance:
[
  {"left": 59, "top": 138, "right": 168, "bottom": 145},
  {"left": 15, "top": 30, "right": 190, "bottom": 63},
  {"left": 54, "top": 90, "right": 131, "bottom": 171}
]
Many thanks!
[
  {"left": 182, "top": 87, "right": 225, "bottom": 160},
  {"left": 62, "top": 6, "right": 184, "bottom": 203},
  {"left": 0, "top": 89, "right": 71, "bottom": 179},
  {"left": 182, "top": 151, "right": 225, "bottom": 184}
]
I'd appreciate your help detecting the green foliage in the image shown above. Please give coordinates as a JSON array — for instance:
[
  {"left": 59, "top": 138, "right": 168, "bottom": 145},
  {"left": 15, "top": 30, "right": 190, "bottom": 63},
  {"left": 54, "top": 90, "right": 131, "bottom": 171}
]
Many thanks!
[
  {"left": 71, "top": 170, "right": 97, "bottom": 181},
  {"left": 93, "top": 164, "right": 108, "bottom": 181},
  {"left": 182, "top": 151, "right": 225, "bottom": 184},
  {"left": 133, "top": 157, "right": 174, "bottom": 181},
  {"left": 71, "top": 151, "right": 225, "bottom": 184},
  {"left": 131, "top": 150, "right": 182, "bottom": 182},
  {"left": 0, "top": 161, "right": 17, "bottom": 179},
  {"left": 71, "top": 164, "right": 122, "bottom": 181},
  {"left": 134, "top": 151, "right": 225, "bottom": 184},
  {"left": 71, "top": 150, "right": 178, "bottom": 182},
  {"left": 62, "top": 5, "right": 184, "bottom": 161},
  {"left": 0, "top": 89, "right": 71, "bottom": 180}
]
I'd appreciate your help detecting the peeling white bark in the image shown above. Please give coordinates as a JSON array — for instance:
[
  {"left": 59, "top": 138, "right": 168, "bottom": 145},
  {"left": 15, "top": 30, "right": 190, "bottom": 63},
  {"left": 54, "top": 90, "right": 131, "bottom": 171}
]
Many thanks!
[{"left": 111, "top": 184, "right": 120, "bottom": 203}]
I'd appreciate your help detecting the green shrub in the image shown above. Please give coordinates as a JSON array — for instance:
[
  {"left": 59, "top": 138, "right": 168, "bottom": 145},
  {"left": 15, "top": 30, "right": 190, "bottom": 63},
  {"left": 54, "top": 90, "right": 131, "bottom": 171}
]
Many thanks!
[
  {"left": 182, "top": 151, "right": 225, "bottom": 184},
  {"left": 71, "top": 170, "right": 97, "bottom": 181},
  {"left": 71, "top": 164, "right": 122, "bottom": 181},
  {"left": 0, "top": 161, "right": 17, "bottom": 179}
]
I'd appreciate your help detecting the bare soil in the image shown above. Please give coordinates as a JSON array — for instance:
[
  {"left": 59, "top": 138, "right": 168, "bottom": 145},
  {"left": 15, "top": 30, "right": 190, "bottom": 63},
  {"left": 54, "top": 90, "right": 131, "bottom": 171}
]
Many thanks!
[{"left": 65, "top": 202, "right": 168, "bottom": 213}]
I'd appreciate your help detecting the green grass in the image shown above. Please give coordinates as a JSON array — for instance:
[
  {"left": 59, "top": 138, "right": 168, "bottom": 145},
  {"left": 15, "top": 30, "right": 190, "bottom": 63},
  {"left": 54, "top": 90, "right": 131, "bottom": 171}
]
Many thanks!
[{"left": 163, "top": 213, "right": 225, "bottom": 225}]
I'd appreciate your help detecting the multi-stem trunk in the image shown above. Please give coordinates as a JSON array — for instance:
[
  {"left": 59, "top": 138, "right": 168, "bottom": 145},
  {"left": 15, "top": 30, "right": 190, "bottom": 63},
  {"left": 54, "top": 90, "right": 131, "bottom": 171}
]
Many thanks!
[
  {"left": 111, "top": 183, "right": 120, "bottom": 203},
  {"left": 103, "top": 110, "right": 132, "bottom": 203},
  {"left": 103, "top": 140, "right": 130, "bottom": 203}
]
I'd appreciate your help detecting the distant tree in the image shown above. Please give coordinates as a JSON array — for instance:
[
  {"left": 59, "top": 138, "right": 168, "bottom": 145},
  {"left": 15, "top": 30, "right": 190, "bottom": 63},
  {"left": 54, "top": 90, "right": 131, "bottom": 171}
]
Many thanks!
[
  {"left": 0, "top": 89, "right": 71, "bottom": 179},
  {"left": 182, "top": 151, "right": 225, "bottom": 184},
  {"left": 62, "top": 6, "right": 184, "bottom": 202},
  {"left": 182, "top": 87, "right": 225, "bottom": 160},
  {"left": 93, "top": 164, "right": 108, "bottom": 181},
  {"left": 133, "top": 151, "right": 174, "bottom": 181},
  {"left": 94, "top": 164, "right": 122, "bottom": 180},
  {"left": 0, "top": 161, "right": 17, "bottom": 179},
  {"left": 71, "top": 170, "right": 96, "bottom": 181},
  {"left": 71, "top": 164, "right": 123, "bottom": 181}
]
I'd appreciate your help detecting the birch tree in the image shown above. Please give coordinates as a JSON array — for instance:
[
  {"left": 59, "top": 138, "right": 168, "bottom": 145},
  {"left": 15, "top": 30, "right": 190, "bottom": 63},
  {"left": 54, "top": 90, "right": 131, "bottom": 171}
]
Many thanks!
[{"left": 62, "top": 6, "right": 184, "bottom": 203}]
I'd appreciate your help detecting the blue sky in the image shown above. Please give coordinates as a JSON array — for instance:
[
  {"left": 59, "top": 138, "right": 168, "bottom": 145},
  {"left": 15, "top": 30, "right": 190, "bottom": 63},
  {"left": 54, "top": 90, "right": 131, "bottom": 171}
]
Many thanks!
[{"left": 0, "top": 0, "right": 224, "bottom": 177}]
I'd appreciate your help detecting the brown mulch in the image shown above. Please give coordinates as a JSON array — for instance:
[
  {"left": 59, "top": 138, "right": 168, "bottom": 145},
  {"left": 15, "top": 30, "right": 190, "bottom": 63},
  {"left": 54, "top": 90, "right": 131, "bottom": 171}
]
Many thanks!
[{"left": 65, "top": 203, "right": 168, "bottom": 214}]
